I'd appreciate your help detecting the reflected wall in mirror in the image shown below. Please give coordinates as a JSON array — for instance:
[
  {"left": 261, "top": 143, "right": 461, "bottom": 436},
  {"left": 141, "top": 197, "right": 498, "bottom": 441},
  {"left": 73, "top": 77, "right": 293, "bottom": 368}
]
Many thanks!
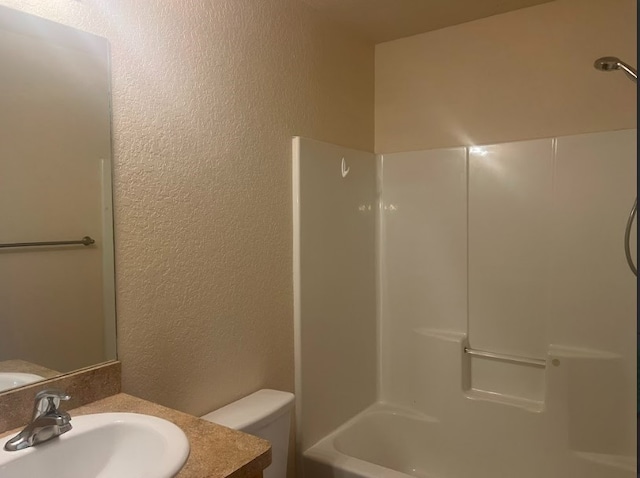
[{"left": 0, "top": 6, "right": 116, "bottom": 393}]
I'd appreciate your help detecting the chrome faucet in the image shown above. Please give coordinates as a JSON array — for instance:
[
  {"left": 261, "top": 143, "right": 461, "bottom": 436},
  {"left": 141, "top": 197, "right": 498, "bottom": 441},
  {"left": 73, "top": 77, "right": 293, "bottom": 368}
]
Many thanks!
[{"left": 4, "top": 389, "right": 72, "bottom": 451}]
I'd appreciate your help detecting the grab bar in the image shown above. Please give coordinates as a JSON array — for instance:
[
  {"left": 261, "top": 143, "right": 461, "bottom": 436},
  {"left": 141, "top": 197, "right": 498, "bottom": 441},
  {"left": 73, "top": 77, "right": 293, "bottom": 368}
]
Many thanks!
[
  {"left": 464, "top": 347, "right": 546, "bottom": 368},
  {"left": 0, "top": 236, "right": 95, "bottom": 249}
]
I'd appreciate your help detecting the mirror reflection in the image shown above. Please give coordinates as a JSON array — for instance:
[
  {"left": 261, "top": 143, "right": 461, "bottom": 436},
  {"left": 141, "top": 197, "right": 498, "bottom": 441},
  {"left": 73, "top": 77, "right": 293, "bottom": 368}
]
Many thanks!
[{"left": 0, "top": 6, "right": 116, "bottom": 393}]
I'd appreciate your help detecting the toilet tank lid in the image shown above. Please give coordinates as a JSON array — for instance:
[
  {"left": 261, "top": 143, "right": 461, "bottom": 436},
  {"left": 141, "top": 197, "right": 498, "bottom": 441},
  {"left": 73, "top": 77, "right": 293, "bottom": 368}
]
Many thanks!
[{"left": 201, "top": 389, "right": 295, "bottom": 431}]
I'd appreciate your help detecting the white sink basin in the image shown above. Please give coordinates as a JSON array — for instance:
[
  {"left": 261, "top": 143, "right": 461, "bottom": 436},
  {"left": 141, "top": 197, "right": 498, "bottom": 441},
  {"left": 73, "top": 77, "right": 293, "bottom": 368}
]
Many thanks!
[
  {"left": 0, "top": 373, "right": 43, "bottom": 392},
  {"left": 0, "top": 413, "right": 190, "bottom": 478}
]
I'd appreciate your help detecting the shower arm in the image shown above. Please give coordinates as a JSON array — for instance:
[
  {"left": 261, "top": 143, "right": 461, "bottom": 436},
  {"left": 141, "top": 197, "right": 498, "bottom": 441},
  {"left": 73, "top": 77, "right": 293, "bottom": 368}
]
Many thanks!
[{"left": 617, "top": 62, "right": 638, "bottom": 83}]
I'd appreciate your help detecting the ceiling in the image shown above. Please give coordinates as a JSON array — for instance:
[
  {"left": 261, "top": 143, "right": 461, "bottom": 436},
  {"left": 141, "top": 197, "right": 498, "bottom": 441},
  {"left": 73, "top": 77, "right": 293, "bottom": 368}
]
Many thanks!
[{"left": 301, "top": 0, "right": 554, "bottom": 43}]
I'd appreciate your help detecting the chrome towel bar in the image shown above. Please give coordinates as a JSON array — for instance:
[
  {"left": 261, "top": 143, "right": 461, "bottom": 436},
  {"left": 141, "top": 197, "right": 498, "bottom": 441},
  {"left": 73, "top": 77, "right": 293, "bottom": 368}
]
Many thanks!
[
  {"left": 0, "top": 236, "right": 95, "bottom": 249},
  {"left": 464, "top": 347, "right": 546, "bottom": 368}
]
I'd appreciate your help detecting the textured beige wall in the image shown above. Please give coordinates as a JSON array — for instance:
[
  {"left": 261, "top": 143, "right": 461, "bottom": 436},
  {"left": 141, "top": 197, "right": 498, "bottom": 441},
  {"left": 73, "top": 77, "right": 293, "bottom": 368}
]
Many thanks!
[
  {"left": 0, "top": 0, "right": 374, "bottom": 415},
  {"left": 375, "top": 0, "right": 637, "bottom": 153}
]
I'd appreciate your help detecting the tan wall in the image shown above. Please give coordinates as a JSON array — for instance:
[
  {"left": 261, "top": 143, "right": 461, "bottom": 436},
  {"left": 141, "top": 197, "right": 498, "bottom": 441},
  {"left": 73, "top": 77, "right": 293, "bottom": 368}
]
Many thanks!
[
  {"left": 375, "top": 0, "right": 637, "bottom": 153},
  {"left": 0, "top": 0, "right": 374, "bottom": 415}
]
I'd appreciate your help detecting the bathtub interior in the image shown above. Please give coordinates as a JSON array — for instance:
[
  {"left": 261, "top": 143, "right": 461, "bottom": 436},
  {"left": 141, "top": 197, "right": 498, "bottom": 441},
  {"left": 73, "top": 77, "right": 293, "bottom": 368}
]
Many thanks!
[{"left": 304, "top": 401, "right": 636, "bottom": 478}]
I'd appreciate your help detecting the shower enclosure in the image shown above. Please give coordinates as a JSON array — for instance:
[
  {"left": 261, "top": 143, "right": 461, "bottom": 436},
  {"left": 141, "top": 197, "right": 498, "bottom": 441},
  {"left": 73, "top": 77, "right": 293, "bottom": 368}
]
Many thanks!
[{"left": 293, "top": 126, "right": 636, "bottom": 477}]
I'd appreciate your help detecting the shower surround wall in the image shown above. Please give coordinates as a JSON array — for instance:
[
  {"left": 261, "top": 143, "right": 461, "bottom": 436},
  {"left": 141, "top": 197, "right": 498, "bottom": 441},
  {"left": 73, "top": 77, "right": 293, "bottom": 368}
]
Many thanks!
[
  {"left": 292, "top": 137, "right": 377, "bottom": 452},
  {"left": 296, "top": 129, "right": 636, "bottom": 478},
  {"left": 379, "top": 129, "right": 636, "bottom": 459}
]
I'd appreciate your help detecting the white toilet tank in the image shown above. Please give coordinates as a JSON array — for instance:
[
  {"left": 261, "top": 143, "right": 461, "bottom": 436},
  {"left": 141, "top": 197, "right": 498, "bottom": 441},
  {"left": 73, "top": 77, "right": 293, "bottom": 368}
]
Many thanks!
[{"left": 201, "top": 389, "right": 295, "bottom": 478}]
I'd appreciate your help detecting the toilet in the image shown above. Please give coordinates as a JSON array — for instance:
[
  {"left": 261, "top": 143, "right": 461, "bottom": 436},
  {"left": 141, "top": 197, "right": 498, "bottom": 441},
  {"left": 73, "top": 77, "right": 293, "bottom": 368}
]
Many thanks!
[{"left": 201, "top": 389, "right": 295, "bottom": 478}]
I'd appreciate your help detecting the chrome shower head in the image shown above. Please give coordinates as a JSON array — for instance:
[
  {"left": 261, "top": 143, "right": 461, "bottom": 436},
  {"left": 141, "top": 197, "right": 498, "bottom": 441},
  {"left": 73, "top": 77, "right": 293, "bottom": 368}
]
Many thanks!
[
  {"left": 594, "top": 56, "right": 638, "bottom": 83},
  {"left": 594, "top": 56, "right": 621, "bottom": 71}
]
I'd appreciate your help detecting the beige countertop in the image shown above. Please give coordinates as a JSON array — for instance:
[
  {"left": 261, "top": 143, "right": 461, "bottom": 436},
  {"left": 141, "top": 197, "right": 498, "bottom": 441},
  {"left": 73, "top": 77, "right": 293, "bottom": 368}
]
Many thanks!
[{"left": 1, "top": 392, "right": 271, "bottom": 478}]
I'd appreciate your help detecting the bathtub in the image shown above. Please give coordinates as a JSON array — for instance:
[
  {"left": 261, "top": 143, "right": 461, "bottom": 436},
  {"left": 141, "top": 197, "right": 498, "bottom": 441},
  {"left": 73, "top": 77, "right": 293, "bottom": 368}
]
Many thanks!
[
  {"left": 302, "top": 403, "right": 636, "bottom": 478},
  {"left": 303, "top": 404, "right": 445, "bottom": 478}
]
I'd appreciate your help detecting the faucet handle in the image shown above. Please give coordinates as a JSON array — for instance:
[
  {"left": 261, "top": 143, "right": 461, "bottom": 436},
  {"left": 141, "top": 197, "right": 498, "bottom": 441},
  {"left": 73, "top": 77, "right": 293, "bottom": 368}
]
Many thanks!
[{"left": 32, "top": 389, "right": 70, "bottom": 420}]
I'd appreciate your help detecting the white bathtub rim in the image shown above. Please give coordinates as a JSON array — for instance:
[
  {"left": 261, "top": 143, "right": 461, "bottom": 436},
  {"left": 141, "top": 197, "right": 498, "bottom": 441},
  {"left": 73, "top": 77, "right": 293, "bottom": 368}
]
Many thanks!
[{"left": 304, "top": 445, "right": 418, "bottom": 478}]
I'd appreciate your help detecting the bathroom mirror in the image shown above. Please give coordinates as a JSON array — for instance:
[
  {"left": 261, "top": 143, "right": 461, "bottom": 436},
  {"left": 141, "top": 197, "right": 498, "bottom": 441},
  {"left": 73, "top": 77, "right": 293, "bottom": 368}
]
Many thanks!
[{"left": 0, "top": 6, "right": 116, "bottom": 393}]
